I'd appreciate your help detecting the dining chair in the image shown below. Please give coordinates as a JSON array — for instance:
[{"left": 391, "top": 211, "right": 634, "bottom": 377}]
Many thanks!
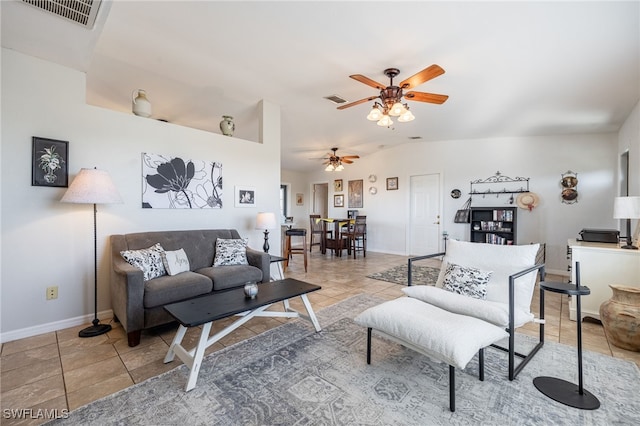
[
  {"left": 347, "top": 221, "right": 367, "bottom": 258},
  {"left": 309, "top": 215, "right": 332, "bottom": 252}
]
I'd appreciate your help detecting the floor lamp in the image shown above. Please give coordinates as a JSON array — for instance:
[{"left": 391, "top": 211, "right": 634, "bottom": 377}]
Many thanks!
[
  {"left": 613, "top": 196, "right": 640, "bottom": 250},
  {"left": 61, "top": 168, "right": 123, "bottom": 337}
]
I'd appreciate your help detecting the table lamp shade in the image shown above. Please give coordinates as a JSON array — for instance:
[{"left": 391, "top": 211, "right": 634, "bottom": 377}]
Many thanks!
[
  {"left": 613, "top": 196, "right": 640, "bottom": 219},
  {"left": 255, "top": 212, "right": 277, "bottom": 230},
  {"left": 61, "top": 168, "right": 123, "bottom": 204}
]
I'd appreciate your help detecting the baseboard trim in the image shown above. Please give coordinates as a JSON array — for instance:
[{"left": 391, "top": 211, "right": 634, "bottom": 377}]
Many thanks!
[{"left": 0, "top": 309, "right": 114, "bottom": 344}]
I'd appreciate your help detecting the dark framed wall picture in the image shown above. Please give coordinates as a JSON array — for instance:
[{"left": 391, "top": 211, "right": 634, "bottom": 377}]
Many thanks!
[
  {"left": 234, "top": 186, "right": 256, "bottom": 207},
  {"left": 348, "top": 179, "right": 363, "bottom": 208},
  {"left": 334, "top": 179, "right": 343, "bottom": 192},
  {"left": 296, "top": 193, "right": 304, "bottom": 206},
  {"left": 32, "top": 137, "right": 68, "bottom": 187},
  {"left": 386, "top": 177, "right": 399, "bottom": 190},
  {"left": 334, "top": 194, "right": 344, "bottom": 207}
]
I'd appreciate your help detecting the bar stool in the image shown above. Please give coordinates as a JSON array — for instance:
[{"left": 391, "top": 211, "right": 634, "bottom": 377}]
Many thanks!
[{"left": 284, "top": 228, "right": 307, "bottom": 272}]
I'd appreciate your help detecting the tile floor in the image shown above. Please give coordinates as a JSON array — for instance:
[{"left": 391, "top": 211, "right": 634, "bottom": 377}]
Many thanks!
[{"left": 2, "top": 250, "right": 639, "bottom": 425}]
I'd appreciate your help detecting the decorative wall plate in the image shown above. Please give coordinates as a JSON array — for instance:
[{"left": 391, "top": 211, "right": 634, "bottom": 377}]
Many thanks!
[
  {"left": 368, "top": 174, "right": 377, "bottom": 183},
  {"left": 369, "top": 186, "right": 378, "bottom": 195},
  {"left": 451, "top": 189, "right": 461, "bottom": 199}
]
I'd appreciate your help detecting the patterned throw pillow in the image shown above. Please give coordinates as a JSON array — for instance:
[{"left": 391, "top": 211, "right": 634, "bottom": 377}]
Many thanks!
[
  {"left": 442, "top": 262, "right": 492, "bottom": 300},
  {"left": 120, "top": 243, "right": 166, "bottom": 281},
  {"left": 213, "top": 238, "right": 249, "bottom": 266},
  {"left": 162, "top": 248, "right": 190, "bottom": 276}
]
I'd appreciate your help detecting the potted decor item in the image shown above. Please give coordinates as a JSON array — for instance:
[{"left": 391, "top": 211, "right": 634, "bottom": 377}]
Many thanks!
[
  {"left": 244, "top": 281, "right": 258, "bottom": 299},
  {"left": 220, "top": 115, "right": 235, "bottom": 136},
  {"left": 132, "top": 89, "right": 152, "bottom": 117},
  {"left": 600, "top": 284, "right": 640, "bottom": 351}
]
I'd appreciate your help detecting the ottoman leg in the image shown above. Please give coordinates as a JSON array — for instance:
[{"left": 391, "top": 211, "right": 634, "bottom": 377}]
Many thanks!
[
  {"left": 449, "top": 365, "right": 456, "bottom": 412},
  {"left": 367, "top": 327, "right": 372, "bottom": 364},
  {"left": 479, "top": 348, "right": 485, "bottom": 381}
]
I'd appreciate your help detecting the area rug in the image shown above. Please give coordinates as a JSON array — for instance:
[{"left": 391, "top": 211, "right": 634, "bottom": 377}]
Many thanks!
[
  {"left": 367, "top": 264, "right": 440, "bottom": 286},
  {"left": 49, "top": 294, "right": 640, "bottom": 425}
]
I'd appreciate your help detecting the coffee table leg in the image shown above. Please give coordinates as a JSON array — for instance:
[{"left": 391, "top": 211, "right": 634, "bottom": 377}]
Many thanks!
[
  {"left": 300, "top": 294, "right": 321, "bottom": 332},
  {"left": 185, "top": 322, "right": 212, "bottom": 392},
  {"left": 164, "top": 324, "right": 188, "bottom": 363}
]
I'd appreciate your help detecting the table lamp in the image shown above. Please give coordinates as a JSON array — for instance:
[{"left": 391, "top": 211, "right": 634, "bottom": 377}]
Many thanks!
[
  {"left": 255, "top": 212, "right": 277, "bottom": 253},
  {"left": 61, "top": 168, "right": 123, "bottom": 337},
  {"left": 613, "top": 196, "right": 640, "bottom": 250}
]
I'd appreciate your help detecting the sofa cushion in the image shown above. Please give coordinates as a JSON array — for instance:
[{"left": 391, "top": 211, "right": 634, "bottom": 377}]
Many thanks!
[
  {"left": 403, "top": 285, "right": 533, "bottom": 328},
  {"left": 435, "top": 239, "right": 539, "bottom": 313},
  {"left": 162, "top": 248, "right": 190, "bottom": 276},
  {"left": 442, "top": 262, "right": 492, "bottom": 300},
  {"left": 120, "top": 243, "right": 167, "bottom": 281},
  {"left": 196, "top": 265, "right": 263, "bottom": 291},
  {"left": 213, "top": 238, "right": 249, "bottom": 266},
  {"left": 143, "top": 271, "right": 213, "bottom": 308}
]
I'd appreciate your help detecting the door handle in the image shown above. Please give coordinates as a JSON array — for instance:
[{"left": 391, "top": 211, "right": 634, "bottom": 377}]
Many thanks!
[{"left": 433, "top": 221, "right": 440, "bottom": 225}]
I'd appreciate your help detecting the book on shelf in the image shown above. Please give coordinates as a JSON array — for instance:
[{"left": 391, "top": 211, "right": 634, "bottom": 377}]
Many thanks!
[{"left": 492, "top": 209, "right": 514, "bottom": 221}]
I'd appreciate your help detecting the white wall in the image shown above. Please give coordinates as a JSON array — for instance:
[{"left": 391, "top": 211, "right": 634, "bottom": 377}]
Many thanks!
[
  {"left": 300, "top": 133, "right": 620, "bottom": 275},
  {"left": 0, "top": 49, "right": 281, "bottom": 341}
]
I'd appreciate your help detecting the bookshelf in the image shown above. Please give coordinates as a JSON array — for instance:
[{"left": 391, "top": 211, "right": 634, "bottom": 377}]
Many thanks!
[{"left": 470, "top": 207, "right": 517, "bottom": 245}]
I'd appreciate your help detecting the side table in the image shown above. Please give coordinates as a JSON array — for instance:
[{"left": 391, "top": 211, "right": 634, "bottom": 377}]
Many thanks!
[
  {"left": 533, "top": 261, "right": 600, "bottom": 410},
  {"left": 269, "top": 254, "right": 286, "bottom": 281}
]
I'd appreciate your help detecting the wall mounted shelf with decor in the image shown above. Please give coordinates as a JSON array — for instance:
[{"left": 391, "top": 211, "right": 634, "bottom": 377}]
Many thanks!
[{"left": 469, "top": 171, "right": 530, "bottom": 197}]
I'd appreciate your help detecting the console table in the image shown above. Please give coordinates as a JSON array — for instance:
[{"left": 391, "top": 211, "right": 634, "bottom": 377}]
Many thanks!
[{"left": 568, "top": 239, "right": 640, "bottom": 321}]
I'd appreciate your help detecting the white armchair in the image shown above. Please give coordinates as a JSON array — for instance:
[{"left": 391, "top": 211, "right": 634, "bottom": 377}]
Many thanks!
[{"left": 407, "top": 239, "right": 545, "bottom": 380}]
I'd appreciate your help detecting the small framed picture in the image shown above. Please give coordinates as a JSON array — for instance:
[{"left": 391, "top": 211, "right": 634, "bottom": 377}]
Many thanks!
[
  {"left": 334, "top": 179, "right": 343, "bottom": 192},
  {"left": 386, "top": 177, "right": 399, "bottom": 191},
  {"left": 32, "top": 137, "right": 68, "bottom": 187},
  {"left": 296, "top": 193, "right": 304, "bottom": 206},
  {"left": 235, "top": 186, "right": 256, "bottom": 207},
  {"left": 334, "top": 194, "right": 344, "bottom": 207}
]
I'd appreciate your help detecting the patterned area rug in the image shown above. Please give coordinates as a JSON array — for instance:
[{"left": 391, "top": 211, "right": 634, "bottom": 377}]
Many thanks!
[
  {"left": 49, "top": 294, "right": 640, "bottom": 425},
  {"left": 367, "top": 264, "right": 441, "bottom": 286}
]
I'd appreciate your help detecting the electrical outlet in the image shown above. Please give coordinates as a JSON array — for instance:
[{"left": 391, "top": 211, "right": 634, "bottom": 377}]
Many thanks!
[{"left": 46, "top": 286, "right": 58, "bottom": 300}]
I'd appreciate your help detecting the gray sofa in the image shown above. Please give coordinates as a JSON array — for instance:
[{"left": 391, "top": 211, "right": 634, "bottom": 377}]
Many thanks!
[{"left": 110, "top": 229, "right": 270, "bottom": 347}]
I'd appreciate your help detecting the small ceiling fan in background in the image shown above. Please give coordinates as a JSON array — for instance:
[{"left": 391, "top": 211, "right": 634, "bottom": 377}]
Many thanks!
[
  {"left": 322, "top": 147, "right": 359, "bottom": 171},
  {"left": 338, "top": 64, "right": 448, "bottom": 126}
]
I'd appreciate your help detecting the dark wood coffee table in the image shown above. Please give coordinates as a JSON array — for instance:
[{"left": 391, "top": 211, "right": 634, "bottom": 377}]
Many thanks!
[{"left": 163, "top": 278, "right": 322, "bottom": 391}]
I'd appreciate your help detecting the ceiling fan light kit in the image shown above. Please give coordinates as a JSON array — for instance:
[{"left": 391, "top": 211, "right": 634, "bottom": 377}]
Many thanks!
[
  {"left": 322, "top": 147, "right": 359, "bottom": 172},
  {"left": 338, "top": 65, "right": 448, "bottom": 127}
]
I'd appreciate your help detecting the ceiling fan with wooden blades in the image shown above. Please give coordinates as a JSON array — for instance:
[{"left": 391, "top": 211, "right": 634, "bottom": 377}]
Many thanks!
[
  {"left": 338, "top": 65, "right": 448, "bottom": 126},
  {"left": 322, "top": 147, "right": 359, "bottom": 171}
]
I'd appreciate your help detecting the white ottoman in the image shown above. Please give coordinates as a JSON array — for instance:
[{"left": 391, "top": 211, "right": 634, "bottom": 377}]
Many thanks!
[{"left": 354, "top": 297, "right": 508, "bottom": 412}]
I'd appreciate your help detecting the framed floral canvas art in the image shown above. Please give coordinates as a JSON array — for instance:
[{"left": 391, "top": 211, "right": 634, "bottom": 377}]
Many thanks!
[{"left": 32, "top": 137, "right": 68, "bottom": 187}]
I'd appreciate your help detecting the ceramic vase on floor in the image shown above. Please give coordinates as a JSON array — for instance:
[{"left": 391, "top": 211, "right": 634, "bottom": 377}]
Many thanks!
[
  {"left": 132, "top": 89, "right": 152, "bottom": 117},
  {"left": 600, "top": 284, "right": 640, "bottom": 351},
  {"left": 220, "top": 115, "right": 235, "bottom": 136}
]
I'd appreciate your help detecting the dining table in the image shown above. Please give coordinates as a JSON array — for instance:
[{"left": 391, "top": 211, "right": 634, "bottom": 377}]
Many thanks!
[{"left": 316, "top": 218, "right": 354, "bottom": 257}]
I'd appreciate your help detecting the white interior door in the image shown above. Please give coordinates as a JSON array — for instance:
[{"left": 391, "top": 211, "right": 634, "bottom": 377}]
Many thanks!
[
  {"left": 409, "top": 174, "right": 441, "bottom": 255},
  {"left": 313, "top": 183, "right": 328, "bottom": 217}
]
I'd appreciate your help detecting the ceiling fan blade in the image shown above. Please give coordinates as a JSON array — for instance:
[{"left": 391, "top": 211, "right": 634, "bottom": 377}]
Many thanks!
[
  {"left": 341, "top": 155, "right": 360, "bottom": 159},
  {"left": 399, "top": 65, "right": 445, "bottom": 90},
  {"left": 349, "top": 74, "right": 387, "bottom": 90},
  {"left": 404, "top": 91, "right": 449, "bottom": 104},
  {"left": 342, "top": 159, "right": 354, "bottom": 164},
  {"left": 337, "top": 95, "right": 380, "bottom": 110}
]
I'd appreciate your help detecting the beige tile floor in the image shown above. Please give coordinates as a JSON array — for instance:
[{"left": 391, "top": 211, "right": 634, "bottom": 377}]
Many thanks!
[{"left": 2, "top": 250, "right": 639, "bottom": 425}]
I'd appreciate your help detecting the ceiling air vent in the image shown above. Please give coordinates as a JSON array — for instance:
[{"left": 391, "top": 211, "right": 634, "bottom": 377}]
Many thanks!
[
  {"left": 324, "top": 95, "right": 347, "bottom": 105},
  {"left": 21, "top": 0, "right": 102, "bottom": 29}
]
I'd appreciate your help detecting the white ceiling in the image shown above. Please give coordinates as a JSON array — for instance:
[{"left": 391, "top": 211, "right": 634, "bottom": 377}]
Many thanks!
[{"left": 2, "top": 1, "right": 639, "bottom": 171}]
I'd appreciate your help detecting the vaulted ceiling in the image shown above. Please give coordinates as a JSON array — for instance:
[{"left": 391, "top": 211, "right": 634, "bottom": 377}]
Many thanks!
[{"left": 2, "top": 1, "right": 639, "bottom": 171}]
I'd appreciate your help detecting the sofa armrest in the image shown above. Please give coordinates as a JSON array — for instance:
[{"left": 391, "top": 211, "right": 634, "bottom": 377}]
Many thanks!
[
  {"left": 246, "top": 247, "right": 270, "bottom": 283},
  {"left": 407, "top": 252, "right": 446, "bottom": 286},
  {"left": 109, "top": 236, "right": 146, "bottom": 333}
]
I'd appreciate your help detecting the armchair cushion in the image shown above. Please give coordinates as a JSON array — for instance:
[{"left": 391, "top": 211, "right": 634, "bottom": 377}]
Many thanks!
[
  {"left": 120, "top": 243, "right": 167, "bottom": 281},
  {"left": 403, "top": 285, "right": 533, "bottom": 328},
  {"left": 435, "top": 240, "right": 539, "bottom": 313},
  {"left": 442, "top": 262, "right": 492, "bottom": 300}
]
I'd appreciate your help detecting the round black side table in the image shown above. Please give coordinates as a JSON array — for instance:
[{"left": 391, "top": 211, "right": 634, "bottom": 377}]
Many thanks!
[{"left": 533, "top": 262, "right": 600, "bottom": 410}]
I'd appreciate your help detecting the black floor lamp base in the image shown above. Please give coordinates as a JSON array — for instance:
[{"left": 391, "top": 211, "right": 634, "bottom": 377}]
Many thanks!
[
  {"left": 78, "top": 319, "right": 112, "bottom": 338},
  {"left": 533, "top": 376, "right": 600, "bottom": 410}
]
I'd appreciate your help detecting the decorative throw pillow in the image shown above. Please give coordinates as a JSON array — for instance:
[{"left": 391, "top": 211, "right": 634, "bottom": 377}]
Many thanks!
[
  {"left": 213, "top": 238, "right": 249, "bottom": 266},
  {"left": 162, "top": 248, "right": 190, "bottom": 276},
  {"left": 120, "top": 243, "right": 166, "bottom": 281},
  {"left": 442, "top": 262, "right": 492, "bottom": 300}
]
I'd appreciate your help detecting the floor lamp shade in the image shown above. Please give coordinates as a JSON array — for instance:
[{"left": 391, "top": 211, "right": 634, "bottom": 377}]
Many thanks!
[
  {"left": 62, "top": 168, "right": 123, "bottom": 337},
  {"left": 613, "top": 196, "right": 640, "bottom": 249}
]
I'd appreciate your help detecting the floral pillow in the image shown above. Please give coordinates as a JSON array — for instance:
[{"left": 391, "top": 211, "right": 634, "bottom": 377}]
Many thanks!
[
  {"left": 213, "top": 238, "right": 249, "bottom": 266},
  {"left": 162, "top": 248, "right": 190, "bottom": 276},
  {"left": 120, "top": 243, "right": 166, "bottom": 281},
  {"left": 442, "top": 262, "right": 492, "bottom": 300}
]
